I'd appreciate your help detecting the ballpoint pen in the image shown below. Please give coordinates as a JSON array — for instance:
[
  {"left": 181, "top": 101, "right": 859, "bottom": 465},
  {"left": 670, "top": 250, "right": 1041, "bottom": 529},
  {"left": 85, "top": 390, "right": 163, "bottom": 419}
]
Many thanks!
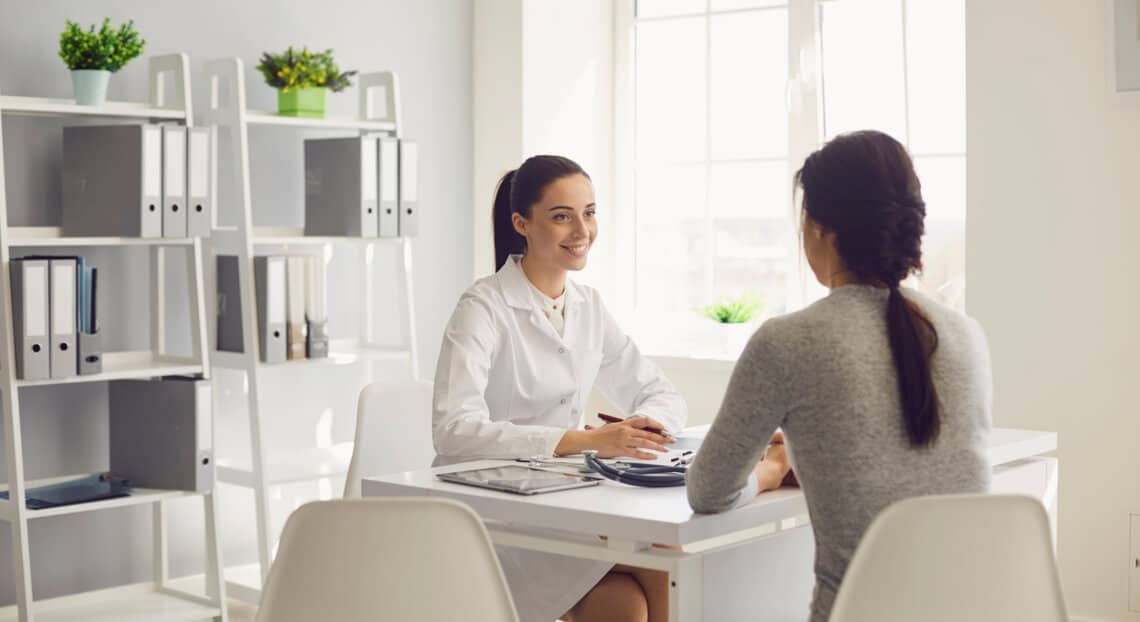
[{"left": 596, "top": 412, "right": 675, "bottom": 440}]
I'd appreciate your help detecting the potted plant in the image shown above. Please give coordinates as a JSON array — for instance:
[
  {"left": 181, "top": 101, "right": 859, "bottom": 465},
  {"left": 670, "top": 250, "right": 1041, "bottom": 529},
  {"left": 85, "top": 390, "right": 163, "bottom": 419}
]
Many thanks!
[
  {"left": 256, "top": 47, "right": 357, "bottom": 118},
  {"left": 58, "top": 18, "right": 145, "bottom": 106},
  {"left": 703, "top": 293, "right": 764, "bottom": 357}
]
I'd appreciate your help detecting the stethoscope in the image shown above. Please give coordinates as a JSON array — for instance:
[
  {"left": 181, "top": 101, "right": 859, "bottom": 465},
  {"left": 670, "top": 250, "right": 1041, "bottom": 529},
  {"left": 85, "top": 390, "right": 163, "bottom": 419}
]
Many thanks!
[{"left": 582, "top": 450, "right": 689, "bottom": 488}]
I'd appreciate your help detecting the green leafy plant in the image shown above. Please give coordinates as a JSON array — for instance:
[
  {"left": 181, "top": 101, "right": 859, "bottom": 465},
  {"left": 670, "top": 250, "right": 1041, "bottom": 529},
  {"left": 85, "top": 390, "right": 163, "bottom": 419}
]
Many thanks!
[
  {"left": 702, "top": 293, "right": 763, "bottom": 324},
  {"left": 58, "top": 18, "right": 145, "bottom": 72},
  {"left": 256, "top": 47, "right": 357, "bottom": 93}
]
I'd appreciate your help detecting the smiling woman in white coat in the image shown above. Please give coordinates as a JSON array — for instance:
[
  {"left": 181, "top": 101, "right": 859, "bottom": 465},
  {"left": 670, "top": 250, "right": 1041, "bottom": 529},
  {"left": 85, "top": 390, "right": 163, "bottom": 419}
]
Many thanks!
[{"left": 433, "top": 155, "right": 683, "bottom": 622}]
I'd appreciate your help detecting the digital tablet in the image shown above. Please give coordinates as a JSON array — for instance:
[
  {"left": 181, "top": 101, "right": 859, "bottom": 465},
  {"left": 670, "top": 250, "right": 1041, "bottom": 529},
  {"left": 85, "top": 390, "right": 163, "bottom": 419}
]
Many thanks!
[{"left": 437, "top": 465, "right": 602, "bottom": 496}]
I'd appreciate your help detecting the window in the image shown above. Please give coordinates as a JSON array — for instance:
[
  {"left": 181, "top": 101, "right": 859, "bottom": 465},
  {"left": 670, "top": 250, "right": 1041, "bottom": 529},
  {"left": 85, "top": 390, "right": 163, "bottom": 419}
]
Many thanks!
[{"left": 618, "top": 0, "right": 966, "bottom": 357}]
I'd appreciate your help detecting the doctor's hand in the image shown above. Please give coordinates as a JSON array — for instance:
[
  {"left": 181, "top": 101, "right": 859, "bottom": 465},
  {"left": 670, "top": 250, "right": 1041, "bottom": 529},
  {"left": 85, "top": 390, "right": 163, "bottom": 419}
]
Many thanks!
[{"left": 554, "top": 415, "right": 672, "bottom": 460}]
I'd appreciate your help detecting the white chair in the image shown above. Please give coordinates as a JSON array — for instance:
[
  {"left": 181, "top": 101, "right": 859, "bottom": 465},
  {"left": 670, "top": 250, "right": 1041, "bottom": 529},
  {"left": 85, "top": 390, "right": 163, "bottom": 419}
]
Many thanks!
[
  {"left": 829, "top": 493, "right": 1069, "bottom": 622},
  {"left": 256, "top": 498, "right": 519, "bottom": 622},
  {"left": 343, "top": 380, "right": 435, "bottom": 498}
]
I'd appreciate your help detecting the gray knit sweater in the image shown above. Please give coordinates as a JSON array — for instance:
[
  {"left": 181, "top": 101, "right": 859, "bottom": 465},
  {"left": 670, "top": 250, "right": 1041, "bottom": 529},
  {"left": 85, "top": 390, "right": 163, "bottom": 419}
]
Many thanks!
[{"left": 687, "top": 285, "right": 992, "bottom": 622}]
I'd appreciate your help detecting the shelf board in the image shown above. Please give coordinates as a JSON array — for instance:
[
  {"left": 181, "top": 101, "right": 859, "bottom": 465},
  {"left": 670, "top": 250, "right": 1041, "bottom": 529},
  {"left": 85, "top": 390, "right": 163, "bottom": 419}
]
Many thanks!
[
  {"left": 218, "top": 442, "right": 353, "bottom": 488},
  {"left": 224, "top": 563, "right": 264, "bottom": 604},
  {"left": 0, "top": 473, "right": 203, "bottom": 521},
  {"left": 6, "top": 227, "right": 196, "bottom": 247},
  {"left": 0, "top": 582, "right": 220, "bottom": 622},
  {"left": 0, "top": 96, "right": 187, "bottom": 121},
  {"left": 252, "top": 227, "right": 402, "bottom": 245},
  {"left": 212, "top": 342, "right": 411, "bottom": 370},
  {"left": 17, "top": 352, "right": 203, "bottom": 388},
  {"left": 244, "top": 110, "right": 396, "bottom": 132}
]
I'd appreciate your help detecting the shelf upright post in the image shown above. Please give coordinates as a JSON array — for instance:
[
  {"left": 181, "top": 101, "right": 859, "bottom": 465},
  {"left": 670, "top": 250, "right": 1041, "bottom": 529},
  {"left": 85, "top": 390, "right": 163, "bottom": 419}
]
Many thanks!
[
  {"left": 202, "top": 57, "right": 276, "bottom": 590},
  {"left": 0, "top": 84, "right": 36, "bottom": 622},
  {"left": 358, "top": 71, "right": 419, "bottom": 378}
]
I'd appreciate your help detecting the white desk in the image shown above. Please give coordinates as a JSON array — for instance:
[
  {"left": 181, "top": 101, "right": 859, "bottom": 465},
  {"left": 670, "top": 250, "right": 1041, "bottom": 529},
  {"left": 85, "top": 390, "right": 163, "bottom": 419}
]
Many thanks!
[{"left": 364, "top": 428, "right": 1058, "bottom": 621}]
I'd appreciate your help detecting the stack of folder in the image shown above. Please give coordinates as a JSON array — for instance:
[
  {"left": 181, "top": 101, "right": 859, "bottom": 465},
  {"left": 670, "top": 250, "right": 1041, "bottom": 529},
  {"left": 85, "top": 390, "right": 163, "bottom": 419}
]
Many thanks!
[
  {"left": 61, "top": 123, "right": 212, "bottom": 238},
  {"left": 216, "top": 254, "right": 327, "bottom": 363},
  {"left": 304, "top": 135, "right": 418, "bottom": 238},
  {"left": 9, "top": 255, "right": 101, "bottom": 380}
]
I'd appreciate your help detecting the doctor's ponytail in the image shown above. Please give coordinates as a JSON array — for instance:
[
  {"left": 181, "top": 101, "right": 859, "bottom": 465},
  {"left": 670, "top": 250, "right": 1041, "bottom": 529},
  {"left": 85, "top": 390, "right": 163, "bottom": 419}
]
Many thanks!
[{"left": 492, "top": 155, "right": 589, "bottom": 272}]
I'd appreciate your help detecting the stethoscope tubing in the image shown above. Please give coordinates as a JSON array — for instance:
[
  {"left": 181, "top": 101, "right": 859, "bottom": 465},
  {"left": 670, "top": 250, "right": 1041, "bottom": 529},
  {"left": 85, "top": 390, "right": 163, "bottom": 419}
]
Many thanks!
[{"left": 583, "top": 451, "right": 688, "bottom": 488}]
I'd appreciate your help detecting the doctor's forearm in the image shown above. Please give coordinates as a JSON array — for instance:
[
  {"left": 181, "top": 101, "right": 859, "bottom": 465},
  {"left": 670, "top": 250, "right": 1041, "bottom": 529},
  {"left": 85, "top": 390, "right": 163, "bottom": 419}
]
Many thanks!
[{"left": 553, "top": 430, "right": 588, "bottom": 456}]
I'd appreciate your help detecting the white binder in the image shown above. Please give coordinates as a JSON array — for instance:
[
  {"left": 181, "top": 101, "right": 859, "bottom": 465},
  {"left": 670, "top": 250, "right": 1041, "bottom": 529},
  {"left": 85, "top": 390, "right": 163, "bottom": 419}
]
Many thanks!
[
  {"left": 378, "top": 137, "right": 399, "bottom": 238},
  {"left": 10, "top": 259, "right": 50, "bottom": 380},
  {"left": 186, "top": 126, "right": 213, "bottom": 237},
  {"left": 48, "top": 258, "right": 78, "bottom": 379},
  {"left": 255, "top": 256, "right": 287, "bottom": 364},
  {"left": 398, "top": 139, "right": 419, "bottom": 236},
  {"left": 162, "top": 125, "right": 188, "bottom": 238}
]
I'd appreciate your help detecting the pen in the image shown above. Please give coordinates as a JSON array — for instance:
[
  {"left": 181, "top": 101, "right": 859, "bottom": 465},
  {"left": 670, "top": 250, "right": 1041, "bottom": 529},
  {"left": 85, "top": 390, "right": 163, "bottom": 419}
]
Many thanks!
[{"left": 596, "top": 412, "right": 674, "bottom": 439}]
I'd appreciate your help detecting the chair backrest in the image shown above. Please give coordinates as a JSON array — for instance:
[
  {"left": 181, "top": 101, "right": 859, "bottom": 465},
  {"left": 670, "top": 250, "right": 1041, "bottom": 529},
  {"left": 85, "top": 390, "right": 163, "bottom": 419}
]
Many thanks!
[
  {"left": 829, "top": 493, "right": 1068, "bottom": 622},
  {"left": 256, "top": 498, "right": 519, "bottom": 622},
  {"left": 343, "top": 380, "right": 435, "bottom": 498}
]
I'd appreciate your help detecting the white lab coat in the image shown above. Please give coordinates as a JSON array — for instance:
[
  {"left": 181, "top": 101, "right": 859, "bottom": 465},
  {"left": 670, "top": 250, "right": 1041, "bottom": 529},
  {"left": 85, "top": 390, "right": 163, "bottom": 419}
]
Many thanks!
[{"left": 433, "top": 255, "right": 687, "bottom": 621}]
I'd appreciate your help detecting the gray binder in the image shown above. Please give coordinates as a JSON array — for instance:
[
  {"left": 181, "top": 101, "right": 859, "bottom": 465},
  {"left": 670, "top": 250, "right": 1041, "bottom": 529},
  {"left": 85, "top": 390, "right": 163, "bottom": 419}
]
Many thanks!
[
  {"left": 9, "top": 259, "right": 50, "bottom": 380},
  {"left": 398, "top": 139, "right": 419, "bottom": 236},
  {"left": 62, "top": 124, "right": 163, "bottom": 238},
  {"left": 216, "top": 255, "right": 243, "bottom": 352},
  {"left": 304, "top": 136, "right": 379, "bottom": 237},
  {"left": 255, "top": 256, "right": 287, "bottom": 364},
  {"left": 48, "top": 258, "right": 78, "bottom": 378},
  {"left": 378, "top": 137, "right": 400, "bottom": 238},
  {"left": 162, "top": 125, "right": 188, "bottom": 238},
  {"left": 109, "top": 378, "right": 214, "bottom": 493},
  {"left": 186, "top": 126, "right": 213, "bottom": 237}
]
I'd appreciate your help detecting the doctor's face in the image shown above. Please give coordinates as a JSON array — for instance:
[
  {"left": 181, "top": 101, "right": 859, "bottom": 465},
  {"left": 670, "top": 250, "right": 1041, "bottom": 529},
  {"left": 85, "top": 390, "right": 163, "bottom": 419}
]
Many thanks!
[{"left": 512, "top": 173, "right": 597, "bottom": 272}]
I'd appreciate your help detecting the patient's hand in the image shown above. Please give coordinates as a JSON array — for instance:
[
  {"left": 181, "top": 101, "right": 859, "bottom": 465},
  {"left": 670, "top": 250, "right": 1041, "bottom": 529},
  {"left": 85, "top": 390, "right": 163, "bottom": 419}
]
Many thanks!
[{"left": 755, "top": 433, "right": 793, "bottom": 492}]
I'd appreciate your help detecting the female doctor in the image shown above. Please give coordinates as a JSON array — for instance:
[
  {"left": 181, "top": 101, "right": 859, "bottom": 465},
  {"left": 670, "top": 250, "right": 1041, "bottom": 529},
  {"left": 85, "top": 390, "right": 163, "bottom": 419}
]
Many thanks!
[{"left": 433, "top": 155, "right": 683, "bottom": 622}]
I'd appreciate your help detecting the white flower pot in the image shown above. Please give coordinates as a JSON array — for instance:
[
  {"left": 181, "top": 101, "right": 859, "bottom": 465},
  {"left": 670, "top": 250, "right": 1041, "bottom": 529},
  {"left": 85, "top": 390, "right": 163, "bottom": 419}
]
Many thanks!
[
  {"left": 71, "top": 69, "right": 111, "bottom": 106},
  {"left": 720, "top": 322, "right": 757, "bottom": 358}
]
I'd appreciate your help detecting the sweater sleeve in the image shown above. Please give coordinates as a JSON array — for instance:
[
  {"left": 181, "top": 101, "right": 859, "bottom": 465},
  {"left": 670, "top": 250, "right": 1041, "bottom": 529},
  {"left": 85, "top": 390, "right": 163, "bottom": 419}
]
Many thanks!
[{"left": 687, "top": 322, "right": 789, "bottom": 513}]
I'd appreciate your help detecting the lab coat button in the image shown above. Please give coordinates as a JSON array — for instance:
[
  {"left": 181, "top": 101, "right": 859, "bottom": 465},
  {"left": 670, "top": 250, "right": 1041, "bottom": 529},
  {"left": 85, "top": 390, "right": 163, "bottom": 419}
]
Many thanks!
[
  {"left": 560, "top": 398, "right": 567, "bottom": 405},
  {"left": 558, "top": 347, "right": 566, "bottom": 354}
]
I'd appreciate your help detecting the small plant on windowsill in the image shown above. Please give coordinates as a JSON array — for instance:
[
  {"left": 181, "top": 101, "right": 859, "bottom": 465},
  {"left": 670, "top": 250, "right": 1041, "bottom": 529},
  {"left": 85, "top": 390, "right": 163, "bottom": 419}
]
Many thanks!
[
  {"left": 703, "top": 293, "right": 764, "bottom": 357},
  {"left": 703, "top": 293, "right": 763, "bottom": 324},
  {"left": 58, "top": 18, "right": 146, "bottom": 106},
  {"left": 256, "top": 46, "right": 357, "bottom": 118}
]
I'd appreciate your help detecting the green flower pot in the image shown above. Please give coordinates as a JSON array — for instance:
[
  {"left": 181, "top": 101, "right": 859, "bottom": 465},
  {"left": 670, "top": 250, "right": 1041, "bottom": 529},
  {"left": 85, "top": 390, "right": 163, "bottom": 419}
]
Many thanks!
[{"left": 277, "top": 87, "right": 327, "bottom": 118}]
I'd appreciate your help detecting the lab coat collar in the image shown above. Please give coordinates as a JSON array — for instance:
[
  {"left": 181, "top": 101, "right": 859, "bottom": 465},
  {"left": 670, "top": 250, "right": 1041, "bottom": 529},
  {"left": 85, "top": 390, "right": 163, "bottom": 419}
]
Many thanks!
[{"left": 498, "top": 254, "right": 585, "bottom": 311}]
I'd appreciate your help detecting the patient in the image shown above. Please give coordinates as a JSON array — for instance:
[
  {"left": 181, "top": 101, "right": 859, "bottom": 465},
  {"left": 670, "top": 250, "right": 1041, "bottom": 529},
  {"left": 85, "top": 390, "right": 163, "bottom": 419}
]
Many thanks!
[{"left": 686, "top": 130, "right": 992, "bottom": 622}]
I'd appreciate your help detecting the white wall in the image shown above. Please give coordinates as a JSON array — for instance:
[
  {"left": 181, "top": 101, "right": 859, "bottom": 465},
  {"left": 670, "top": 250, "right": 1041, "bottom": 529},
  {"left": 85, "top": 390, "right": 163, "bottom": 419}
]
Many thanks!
[
  {"left": 0, "top": 0, "right": 471, "bottom": 604},
  {"left": 967, "top": 1, "right": 1140, "bottom": 619},
  {"left": 472, "top": 0, "right": 615, "bottom": 292}
]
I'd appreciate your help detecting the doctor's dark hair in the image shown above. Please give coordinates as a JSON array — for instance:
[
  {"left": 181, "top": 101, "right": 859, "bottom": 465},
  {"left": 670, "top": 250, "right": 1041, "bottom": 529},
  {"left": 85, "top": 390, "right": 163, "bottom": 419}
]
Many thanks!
[
  {"left": 794, "top": 130, "right": 941, "bottom": 448},
  {"left": 492, "top": 155, "right": 589, "bottom": 271}
]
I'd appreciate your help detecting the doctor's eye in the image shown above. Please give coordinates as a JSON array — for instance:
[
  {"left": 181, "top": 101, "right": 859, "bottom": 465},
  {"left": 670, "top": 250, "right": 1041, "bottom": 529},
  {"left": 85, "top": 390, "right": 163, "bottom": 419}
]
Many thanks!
[
  {"left": 585, "top": 209, "right": 596, "bottom": 218},
  {"left": 553, "top": 213, "right": 570, "bottom": 221}
]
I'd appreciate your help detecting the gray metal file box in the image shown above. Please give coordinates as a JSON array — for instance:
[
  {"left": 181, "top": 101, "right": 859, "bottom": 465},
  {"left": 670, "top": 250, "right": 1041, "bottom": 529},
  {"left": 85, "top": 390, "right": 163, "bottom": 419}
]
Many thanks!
[
  {"left": 304, "top": 136, "right": 380, "bottom": 237},
  {"left": 109, "top": 378, "right": 213, "bottom": 493},
  {"left": 62, "top": 124, "right": 164, "bottom": 238}
]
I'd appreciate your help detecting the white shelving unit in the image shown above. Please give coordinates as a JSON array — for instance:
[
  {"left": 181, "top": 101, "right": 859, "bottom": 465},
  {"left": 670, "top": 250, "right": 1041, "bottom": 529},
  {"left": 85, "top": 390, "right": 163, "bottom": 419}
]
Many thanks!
[
  {"left": 0, "top": 54, "right": 226, "bottom": 621},
  {"left": 201, "top": 57, "right": 418, "bottom": 603}
]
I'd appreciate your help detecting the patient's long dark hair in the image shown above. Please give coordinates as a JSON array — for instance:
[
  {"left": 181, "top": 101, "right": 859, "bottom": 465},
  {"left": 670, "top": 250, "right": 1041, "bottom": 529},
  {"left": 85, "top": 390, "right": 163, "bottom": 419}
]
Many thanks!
[
  {"left": 492, "top": 155, "right": 589, "bottom": 271},
  {"left": 795, "top": 131, "right": 941, "bottom": 447}
]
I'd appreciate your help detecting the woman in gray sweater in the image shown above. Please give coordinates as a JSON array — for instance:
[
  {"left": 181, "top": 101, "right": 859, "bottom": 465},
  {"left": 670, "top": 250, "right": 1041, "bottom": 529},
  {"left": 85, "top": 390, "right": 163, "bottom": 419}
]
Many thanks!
[{"left": 686, "top": 130, "right": 992, "bottom": 622}]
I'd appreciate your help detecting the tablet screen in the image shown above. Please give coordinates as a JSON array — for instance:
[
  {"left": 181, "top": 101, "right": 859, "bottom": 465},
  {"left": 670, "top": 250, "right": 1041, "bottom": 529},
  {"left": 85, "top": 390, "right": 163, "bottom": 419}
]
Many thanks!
[{"left": 441, "top": 465, "right": 600, "bottom": 493}]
